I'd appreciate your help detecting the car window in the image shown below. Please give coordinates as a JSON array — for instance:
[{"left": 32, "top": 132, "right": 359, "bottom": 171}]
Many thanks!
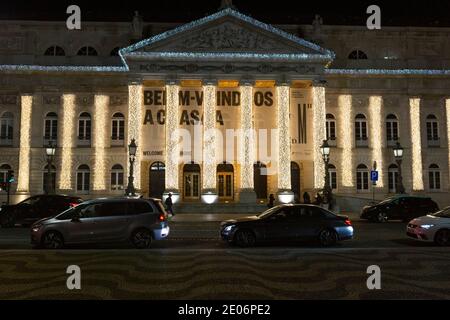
[
  {"left": 128, "top": 201, "right": 153, "bottom": 215},
  {"left": 153, "top": 200, "right": 166, "bottom": 213},
  {"left": 20, "top": 196, "right": 40, "bottom": 206},
  {"left": 433, "top": 207, "right": 450, "bottom": 218}
]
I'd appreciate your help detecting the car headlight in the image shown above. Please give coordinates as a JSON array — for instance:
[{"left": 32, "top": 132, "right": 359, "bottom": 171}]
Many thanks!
[
  {"left": 420, "top": 224, "right": 434, "bottom": 229},
  {"left": 224, "top": 225, "right": 235, "bottom": 232},
  {"left": 31, "top": 224, "right": 42, "bottom": 232}
]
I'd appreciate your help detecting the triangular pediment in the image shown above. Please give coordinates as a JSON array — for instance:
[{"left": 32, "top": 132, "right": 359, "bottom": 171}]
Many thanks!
[{"left": 122, "top": 8, "right": 334, "bottom": 58}]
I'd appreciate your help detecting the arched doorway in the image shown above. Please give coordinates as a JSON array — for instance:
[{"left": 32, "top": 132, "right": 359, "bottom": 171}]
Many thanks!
[
  {"left": 149, "top": 161, "right": 165, "bottom": 199},
  {"left": 217, "top": 163, "right": 234, "bottom": 201},
  {"left": 291, "top": 162, "right": 300, "bottom": 199},
  {"left": 254, "top": 162, "right": 268, "bottom": 200},
  {"left": 183, "top": 163, "right": 200, "bottom": 200}
]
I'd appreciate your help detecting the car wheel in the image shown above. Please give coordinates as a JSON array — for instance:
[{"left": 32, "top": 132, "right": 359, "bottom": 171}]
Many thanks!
[
  {"left": 42, "top": 231, "right": 64, "bottom": 249},
  {"left": 318, "top": 229, "right": 338, "bottom": 246},
  {"left": 131, "top": 229, "right": 152, "bottom": 249},
  {"left": 434, "top": 229, "right": 450, "bottom": 246},
  {"left": 234, "top": 229, "right": 256, "bottom": 247},
  {"left": 1, "top": 212, "right": 15, "bottom": 228},
  {"left": 376, "top": 212, "right": 388, "bottom": 223}
]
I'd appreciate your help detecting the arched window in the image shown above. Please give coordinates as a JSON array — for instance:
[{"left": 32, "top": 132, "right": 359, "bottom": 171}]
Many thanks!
[
  {"left": 44, "top": 112, "right": 58, "bottom": 141},
  {"left": 43, "top": 164, "right": 56, "bottom": 193},
  {"left": 355, "top": 114, "right": 368, "bottom": 145},
  {"left": 76, "top": 164, "right": 90, "bottom": 193},
  {"left": 44, "top": 46, "right": 65, "bottom": 56},
  {"left": 429, "top": 164, "right": 441, "bottom": 190},
  {"left": 111, "top": 164, "right": 124, "bottom": 190},
  {"left": 426, "top": 114, "right": 439, "bottom": 143},
  {"left": 386, "top": 114, "right": 399, "bottom": 145},
  {"left": 0, "top": 112, "right": 14, "bottom": 145},
  {"left": 348, "top": 50, "right": 368, "bottom": 60},
  {"left": 328, "top": 164, "right": 337, "bottom": 190},
  {"left": 77, "top": 46, "right": 98, "bottom": 56},
  {"left": 217, "top": 163, "right": 234, "bottom": 200},
  {"left": 356, "top": 164, "right": 369, "bottom": 191},
  {"left": 78, "top": 112, "right": 91, "bottom": 143},
  {"left": 388, "top": 164, "right": 399, "bottom": 193},
  {"left": 110, "top": 47, "right": 120, "bottom": 56},
  {"left": 326, "top": 114, "right": 336, "bottom": 141},
  {"left": 0, "top": 164, "right": 12, "bottom": 185},
  {"left": 111, "top": 113, "right": 125, "bottom": 143}
]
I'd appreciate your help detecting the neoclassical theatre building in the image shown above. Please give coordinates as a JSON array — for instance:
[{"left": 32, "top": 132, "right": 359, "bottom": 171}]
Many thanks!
[{"left": 1, "top": 6, "right": 450, "bottom": 208}]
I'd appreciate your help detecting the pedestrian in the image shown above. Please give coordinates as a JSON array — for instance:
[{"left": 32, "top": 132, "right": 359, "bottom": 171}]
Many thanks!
[
  {"left": 303, "top": 191, "right": 311, "bottom": 204},
  {"left": 267, "top": 194, "right": 275, "bottom": 208},
  {"left": 314, "top": 192, "right": 323, "bottom": 205},
  {"left": 165, "top": 193, "right": 174, "bottom": 217}
]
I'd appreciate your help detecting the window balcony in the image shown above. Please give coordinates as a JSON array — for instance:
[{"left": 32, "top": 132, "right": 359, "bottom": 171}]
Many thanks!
[
  {"left": 427, "top": 138, "right": 440, "bottom": 148},
  {"left": 327, "top": 137, "right": 337, "bottom": 147},
  {"left": 43, "top": 136, "right": 57, "bottom": 147},
  {"left": 77, "top": 137, "right": 91, "bottom": 147},
  {"left": 0, "top": 137, "right": 13, "bottom": 146},
  {"left": 387, "top": 137, "right": 399, "bottom": 147},
  {"left": 355, "top": 137, "right": 369, "bottom": 148},
  {"left": 111, "top": 136, "right": 125, "bottom": 147}
]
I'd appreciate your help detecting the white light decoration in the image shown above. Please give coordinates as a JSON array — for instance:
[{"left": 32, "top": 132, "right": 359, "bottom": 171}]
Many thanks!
[
  {"left": 128, "top": 84, "right": 143, "bottom": 190},
  {"left": 201, "top": 191, "right": 219, "bottom": 204},
  {"left": 202, "top": 84, "right": 217, "bottom": 190},
  {"left": 239, "top": 84, "right": 254, "bottom": 189},
  {"left": 312, "top": 85, "right": 326, "bottom": 189},
  {"left": 59, "top": 94, "right": 76, "bottom": 190},
  {"left": 165, "top": 83, "right": 180, "bottom": 190},
  {"left": 17, "top": 95, "right": 32, "bottom": 192},
  {"left": 93, "top": 95, "right": 108, "bottom": 191},
  {"left": 276, "top": 85, "right": 291, "bottom": 190},
  {"left": 369, "top": 96, "right": 383, "bottom": 188},
  {"left": 278, "top": 190, "right": 295, "bottom": 204},
  {"left": 446, "top": 99, "right": 450, "bottom": 187},
  {"left": 326, "top": 69, "right": 450, "bottom": 76},
  {"left": 410, "top": 98, "right": 424, "bottom": 191},
  {"left": 339, "top": 95, "right": 354, "bottom": 187}
]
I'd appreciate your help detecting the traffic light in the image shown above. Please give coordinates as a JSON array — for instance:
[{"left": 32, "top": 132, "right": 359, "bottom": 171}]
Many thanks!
[{"left": 7, "top": 170, "right": 14, "bottom": 183}]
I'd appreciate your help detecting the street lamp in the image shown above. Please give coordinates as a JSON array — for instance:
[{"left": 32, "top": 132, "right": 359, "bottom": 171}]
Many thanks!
[
  {"left": 125, "top": 139, "right": 137, "bottom": 196},
  {"left": 393, "top": 142, "right": 406, "bottom": 194},
  {"left": 320, "top": 139, "right": 332, "bottom": 205},
  {"left": 45, "top": 140, "right": 56, "bottom": 194}
]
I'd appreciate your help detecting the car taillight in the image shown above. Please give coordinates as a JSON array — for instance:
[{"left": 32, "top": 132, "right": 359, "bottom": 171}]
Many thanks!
[
  {"left": 159, "top": 213, "right": 166, "bottom": 222},
  {"left": 69, "top": 202, "right": 79, "bottom": 208},
  {"left": 345, "top": 219, "right": 352, "bottom": 226}
]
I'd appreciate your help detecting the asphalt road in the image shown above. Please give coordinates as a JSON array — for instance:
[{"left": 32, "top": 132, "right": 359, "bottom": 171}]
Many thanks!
[{"left": 0, "top": 215, "right": 449, "bottom": 299}]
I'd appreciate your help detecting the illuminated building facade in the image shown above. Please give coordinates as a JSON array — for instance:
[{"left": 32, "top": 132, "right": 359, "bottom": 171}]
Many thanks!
[{"left": 1, "top": 8, "right": 450, "bottom": 208}]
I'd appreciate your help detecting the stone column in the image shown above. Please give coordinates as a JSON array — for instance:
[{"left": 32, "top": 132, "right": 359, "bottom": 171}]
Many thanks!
[
  {"left": 128, "top": 82, "right": 143, "bottom": 191},
  {"left": 16, "top": 94, "right": 33, "bottom": 193},
  {"left": 312, "top": 81, "right": 327, "bottom": 189},
  {"left": 446, "top": 98, "right": 450, "bottom": 191},
  {"left": 163, "top": 80, "right": 180, "bottom": 203},
  {"left": 369, "top": 96, "right": 384, "bottom": 189},
  {"left": 58, "top": 93, "right": 76, "bottom": 191},
  {"left": 92, "top": 94, "right": 109, "bottom": 192},
  {"left": 275, "top": 82, "right": 294, "bottom": 203},
  {"left": 201, "top": 80, "right": 218, "bottom": 204},
  {"left": 238, "top": 80, "right": 257, "bottom": 203},
  {"left": 410, "top": 97, "right": 424, "bottom": 191},
  {"left": 339, "top": 94, "right": 353, "bottom": 188}
]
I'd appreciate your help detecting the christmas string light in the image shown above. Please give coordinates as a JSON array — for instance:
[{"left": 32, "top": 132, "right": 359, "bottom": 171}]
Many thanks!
[
  {"left": 410, "top": 98, "right": 424, "bottom": 191},
  {"left": 17, "top": 95, "right": 32, "bottom": 192}
]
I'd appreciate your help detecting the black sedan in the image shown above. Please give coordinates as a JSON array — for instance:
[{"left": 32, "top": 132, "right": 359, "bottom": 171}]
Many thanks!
[{"left": 220, "top": 204, "right": 354, "bottom": 247}]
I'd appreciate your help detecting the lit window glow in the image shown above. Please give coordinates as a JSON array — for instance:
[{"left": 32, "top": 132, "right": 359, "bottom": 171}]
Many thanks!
[
  {"left": 339, "top": 95, "right": 353, "bottom": 187},
  {"left": 59, "top": 94, "right": 76, "bottom": 190},
  {"left": 165, "top": 84, "right": 180, "bottom": 190},
  {"left": 276, "top": 85, "right": 291, "bottom": 190},
  {"left": 17, "top": 95, "right": 32, "bottom": 192},
  {"left": 410, "top": 98, "right": 424, "bottom": 191},
  {"left": 128, "top": 84, "right": 143, "bottom": 190},
  {"left": 312, "top": 85, "right": 326, "bottom": 189},
  {"left": 93, "top": 95, "right": 108, "bottom": 190},
  {"left": 370, "top": 96, "right": 383, "bottom": 187},
  {"left": 239, "top": 84, "right": 254, "bottom": 189}
]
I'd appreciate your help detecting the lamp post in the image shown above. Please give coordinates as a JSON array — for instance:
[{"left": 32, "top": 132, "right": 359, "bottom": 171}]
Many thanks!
[
  {"left": 393, "top": 142, "right": 405, "bottom": 194},
  {"left": 125, "top": 139, "right": 137, "bottom": 196},
  {"left": 320, "top": 139, "right": 332, "bottom": 205},
  {"left": 45, "top": 140, "right": 56, "bottom": 194}
]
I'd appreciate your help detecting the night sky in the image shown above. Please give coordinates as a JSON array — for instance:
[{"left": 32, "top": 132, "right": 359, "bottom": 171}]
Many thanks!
[{"left": 1, "top": 0, "right": 450, "bottom": 26}]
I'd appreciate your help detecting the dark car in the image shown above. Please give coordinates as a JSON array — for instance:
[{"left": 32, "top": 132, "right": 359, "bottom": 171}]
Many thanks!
[
  {"left": 360, "top": 195, "right": 439, "bottom": 223},
  {"left": 220, "top": 204, "right": 354, "bottom": 247},
  {"left": 0, "top": 194, "right": 83, "bottom": 228},
  {"left": 30, "top": 197, "right": 169, "bottom": 249}
]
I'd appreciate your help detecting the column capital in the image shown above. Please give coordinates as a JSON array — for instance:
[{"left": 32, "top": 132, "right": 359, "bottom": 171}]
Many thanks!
[
  {"left": 239, "top": 77, "right": 255, "bottom": 86},
  {"left": 312, "top": 78, "right": 327, "bottom": 87},
  {"left": 127, "top": 77, "right": 142, "bottom": 86},
  {"left": 203, "top": 78, "right": 218, "bottom": 86},
  {"left": 166, "top": 78, "right": 180, "bottom": 86},
  {"left": 275, "top": 79, "right": 291, "bottom": 87}
]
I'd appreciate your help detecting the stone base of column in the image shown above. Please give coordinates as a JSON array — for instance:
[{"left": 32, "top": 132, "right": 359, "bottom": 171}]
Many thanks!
[
  {"left": 277, "top": 190, "right": 295, "bottom": 204},
  {"left": 163, "top": 190, "right": 180, "bottom": 204},
  {"left": 201, "top": 189, "right": 218, "bottom": 204},
  {"left": 238, "top": 188, "right": 257, "bottom": 203}
]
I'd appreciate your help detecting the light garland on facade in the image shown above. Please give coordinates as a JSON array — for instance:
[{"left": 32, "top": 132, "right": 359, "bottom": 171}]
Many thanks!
[
  {"left": 370, "top": 96, "right": 383, "bottom": 188},
  {"left": 17, "top": 95, "right": 32, "bottom": 192},
  {"left": 202, "top": 84, "right": 217, "bottom": 190},
  {"left": 165, "top": 84, "right": 180, "bottom": 190},
  {"left": 410, "top": 98, "right": 424, "bottom": 191},
  {"left": 312, "top": 85, "right": 326, "bottom": 189},
  {"left": 128, "top": 84, "right": 143, "bottom": 190},
  {"left": 326, "top": 69, "right": 450, "bottom": 76},
  {"left": 240, "top": 84, "right": 254, "bottom": 189},
  {"left": 93, "top": 95, "right": 108, "bottom": 191},
  {"left": 59, "top": 94, "right": 76, "bottom": 190},
  {"left": 447, "top": 99, "right": 450, "bottom": 188},
  {"left": 339, "top": 95, "right": 354, "bottom": 187},
  {"left": 276, "top": 85, "right": 291, "bottom": 190}
]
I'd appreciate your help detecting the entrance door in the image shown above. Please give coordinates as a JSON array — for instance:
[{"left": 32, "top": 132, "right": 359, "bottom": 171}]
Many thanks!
[
  {"left": 184, "top": 172, "right": 200, "bottom": 199},
  {"left": 218, "top": 173, "right": 233, "bottom": 200},
  {"left": 149, "top": 162, "right": 165, "bottom": 199},
  {"left": 291, "top": 162, "right": 300, "bottom": 199},
  {"left": 254, "top": 162, "right": 268, "bottom": 199}
]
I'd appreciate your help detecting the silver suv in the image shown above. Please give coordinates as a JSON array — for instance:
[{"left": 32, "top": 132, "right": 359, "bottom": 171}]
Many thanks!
[{"left": 30, "top": 198, "right": 169, "bottom": 249}]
